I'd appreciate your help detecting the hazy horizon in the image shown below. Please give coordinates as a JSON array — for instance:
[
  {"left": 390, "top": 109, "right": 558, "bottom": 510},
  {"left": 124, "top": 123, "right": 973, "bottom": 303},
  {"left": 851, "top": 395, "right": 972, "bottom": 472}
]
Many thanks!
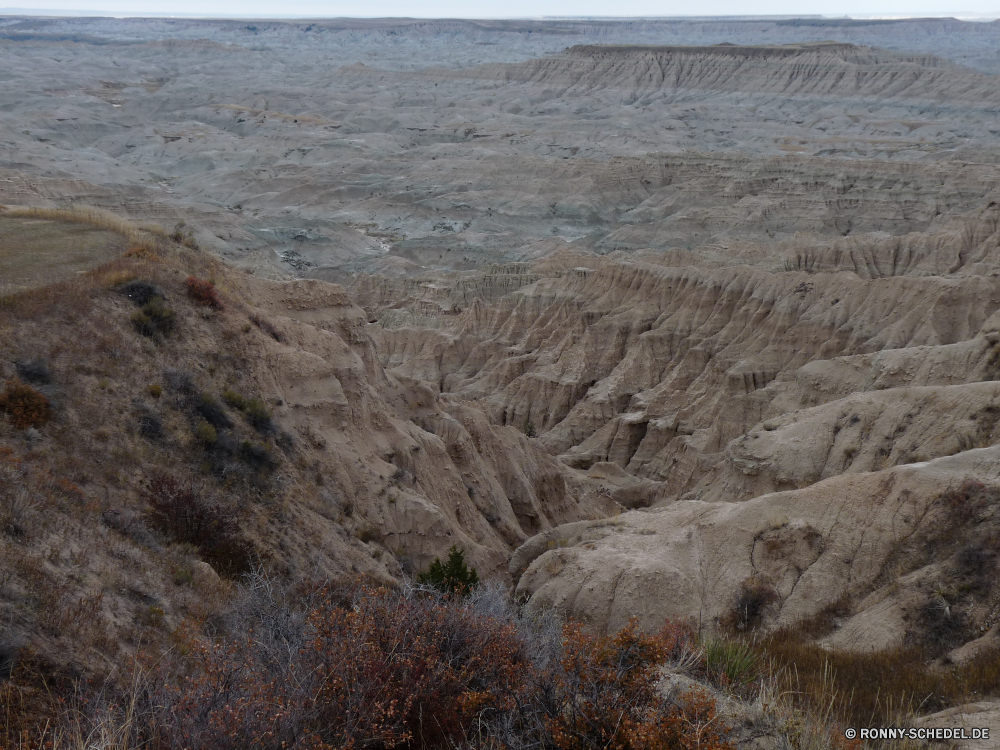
[{"left": 1, "top": 4, "right": 997, "bottom": 21}]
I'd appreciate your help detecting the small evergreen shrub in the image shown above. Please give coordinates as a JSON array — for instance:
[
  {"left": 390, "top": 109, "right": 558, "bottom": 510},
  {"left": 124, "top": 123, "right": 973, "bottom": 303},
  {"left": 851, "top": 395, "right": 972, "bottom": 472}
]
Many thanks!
[
  {"left": 14, "top": 359, "right": 51, "bottom": 385},
  {"left": 0, "top": 379, "right": 51, "bottom": 429},
  {"left": 418, "top": 546, "right": 479, "bottom": 595},
  {"left": 148, "top": 383, "right": 162, "bottom": 398},
  {"left": 119, "top": 280, "right": 165, "bottom": 306}
]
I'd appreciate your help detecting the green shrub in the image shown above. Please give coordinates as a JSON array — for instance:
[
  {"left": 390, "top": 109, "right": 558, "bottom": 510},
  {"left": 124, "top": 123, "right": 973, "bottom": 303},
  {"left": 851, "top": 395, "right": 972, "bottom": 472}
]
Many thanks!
[
  {"left": 221, "top": 390, "right": 274, "bottom": 433},
  {"left": 238, "top": 440, "right": 278, "bottom": 471},
  {"left": 131, "top": 295, "right": 175, "bottom": 338},
  {"left": 243, "top": 397, "right": 274, "bottom": 433},
  {"left": 196, "top": 392, "right": 233, "bottom": 429},
  {"left": 148, "top": 383, "right": 162, "bottom": 398},
  {"left": 194, "top": 420, "right": 218, "bottom": 446},
  {"left": 417, "top": 546, "right": 479, "bottom": 595},
  {"left": 222, "top": 388, "right": 247, "bottom": 410}
]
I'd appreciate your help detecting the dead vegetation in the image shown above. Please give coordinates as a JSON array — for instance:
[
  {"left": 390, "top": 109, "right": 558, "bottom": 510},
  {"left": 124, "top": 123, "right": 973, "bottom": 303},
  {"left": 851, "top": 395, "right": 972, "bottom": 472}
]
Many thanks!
[
  {"left": 0, "top": 208, "right": 308, "bottom": 690},
  {"left": 1, "top": 578, "right": 865, "bottom": 750}
]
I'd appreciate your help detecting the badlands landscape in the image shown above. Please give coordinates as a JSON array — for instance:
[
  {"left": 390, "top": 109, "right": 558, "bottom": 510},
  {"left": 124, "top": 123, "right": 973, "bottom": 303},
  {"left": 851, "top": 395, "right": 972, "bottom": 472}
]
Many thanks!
[{"left": 4, "top": 12, "right": 1000, "bottom": 749}]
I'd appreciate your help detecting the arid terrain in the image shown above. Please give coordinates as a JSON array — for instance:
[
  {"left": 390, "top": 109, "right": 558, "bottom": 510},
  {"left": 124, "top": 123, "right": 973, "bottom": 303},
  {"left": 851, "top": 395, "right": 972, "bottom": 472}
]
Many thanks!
[{"left": 4, "top": 13, "right": 1000, "bottom": 749}]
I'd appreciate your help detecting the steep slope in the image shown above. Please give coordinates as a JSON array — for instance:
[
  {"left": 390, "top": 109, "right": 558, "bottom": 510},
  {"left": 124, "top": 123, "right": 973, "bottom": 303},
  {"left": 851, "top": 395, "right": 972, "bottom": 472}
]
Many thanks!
[{"left": 0, "top": 211, "right": 609, "bottom": 676}]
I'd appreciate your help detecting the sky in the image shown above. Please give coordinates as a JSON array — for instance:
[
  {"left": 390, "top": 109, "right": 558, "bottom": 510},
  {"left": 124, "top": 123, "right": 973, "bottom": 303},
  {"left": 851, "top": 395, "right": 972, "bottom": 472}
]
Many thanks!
[{"left": 0, "top": 0, "right": 996, "bottom": 19}]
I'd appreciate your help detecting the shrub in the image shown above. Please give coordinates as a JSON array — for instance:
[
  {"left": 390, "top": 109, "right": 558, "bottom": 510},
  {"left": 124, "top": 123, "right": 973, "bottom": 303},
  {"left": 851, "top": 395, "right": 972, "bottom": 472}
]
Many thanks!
[
  {"left": 194, "top": 420, "right": 218, "bottom": 446},
  {"left": 238, "top": 440, "right": 278, "bottom": 471},
  {"left": 542, "top": 619, "right": 731, "bottom": 750},
  {"left": 131, "top": 296, "right": 175, "bottom": 338},
  {"left": 249, "top": 312, "right": 284, "bottom": 342},
  {"left": 195, "top": 392, "right": 233, "bottom": 429},
  {"left": 143, "top": 473, "right": 254, "bottom": 577},
  {"left": 138, "top": 407, "right": 164, "bottom": 440},
  {"left": 418, "top": 546, "right": 480, "bottom": 595},
  {"left": 164, "top": 368, "right": 196, "bottom": 395},
  {"left": 171, "top": 224, "right": 199, "bottom": 249},
  {"left": 12, "top": 581, "right": 738, "bottom": 750},
  {"left": 722, "top": 576, "right": 779, "bottom": 632},
  {"left": 242, "top": 398, "right": 274, "bottom": 433},
  {"left": 0, "top": 379, "right": 51, "bottom": 429},
  {"left": 305, "top": 587, "right": 529, "bottom": 750},
  {"left": 119, "top": 280, "right": 165, "bottom": 306},
  {"left": 148, "top": 383, "right": 162, "bottom": 398},
  {"left": 186, "top": 276, "right": 224, "bottom": 310},
  {"left": 14, "top": 359, "right": 51, "bottom": 385},
  {"left": 221, "top": 388, "right": 247, "bottom": 410},
  {"left": 525, "top": 421, "right": 537, "bottom": 438}
]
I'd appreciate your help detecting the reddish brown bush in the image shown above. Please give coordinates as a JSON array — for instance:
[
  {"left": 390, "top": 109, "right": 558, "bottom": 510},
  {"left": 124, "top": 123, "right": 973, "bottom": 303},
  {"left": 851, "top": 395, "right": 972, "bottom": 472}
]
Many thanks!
[
  {"left": 0, "top": 378, "right": 51, "bottom": 429},
  {"left": 540, "top": 619, "right": 731, "bottom": 750},
  {"left": 12, "top": 586, "right": 737, "bottom": 750},
  {"left": 306, "top": 588, "right": 529, "bottom": 749},
  {"left": 143, "top": 473, "right": 255, "bottom": 577},
  {"left": 186, "top": 275, "right": 223, "bottom": 309}
]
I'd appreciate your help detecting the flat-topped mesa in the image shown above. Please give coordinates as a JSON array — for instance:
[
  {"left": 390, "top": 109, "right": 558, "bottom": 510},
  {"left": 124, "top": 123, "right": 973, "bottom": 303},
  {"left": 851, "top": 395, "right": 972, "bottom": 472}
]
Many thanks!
[
  {"left": 563, "top": 41, "right": 863, "bottom": 61},
  {"left": 466, "top": 41, "right": 996, "bottom": 104}
]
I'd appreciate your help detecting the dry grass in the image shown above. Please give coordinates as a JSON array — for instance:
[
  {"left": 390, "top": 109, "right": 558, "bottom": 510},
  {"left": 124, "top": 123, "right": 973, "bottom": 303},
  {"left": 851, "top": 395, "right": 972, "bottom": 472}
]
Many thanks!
[
  {"left": 748, "top": 629, "right": 1000, "bottom": 749},
  {"left": 0, "top": 210, "right": 284, "bottom": 707},
  {"left": 0, "top": 216, "right": 127, "bottom": 296},
  {"left": 1, "top": 205, "right": 170, "bottom": 246}
]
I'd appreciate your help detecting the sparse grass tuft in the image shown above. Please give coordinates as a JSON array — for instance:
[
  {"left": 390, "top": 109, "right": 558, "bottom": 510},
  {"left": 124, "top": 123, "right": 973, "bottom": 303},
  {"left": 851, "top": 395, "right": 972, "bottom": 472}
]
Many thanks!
[{"left": 703, "top": 638, "right": 761, "bottom": 692}]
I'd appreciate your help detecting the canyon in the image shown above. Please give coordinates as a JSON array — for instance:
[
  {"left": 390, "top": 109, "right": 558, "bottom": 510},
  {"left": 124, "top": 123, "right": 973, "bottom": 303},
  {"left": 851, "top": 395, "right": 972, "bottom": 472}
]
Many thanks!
[{"left": 4, "top": 14, "right": 1000, "bottom": 743}]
